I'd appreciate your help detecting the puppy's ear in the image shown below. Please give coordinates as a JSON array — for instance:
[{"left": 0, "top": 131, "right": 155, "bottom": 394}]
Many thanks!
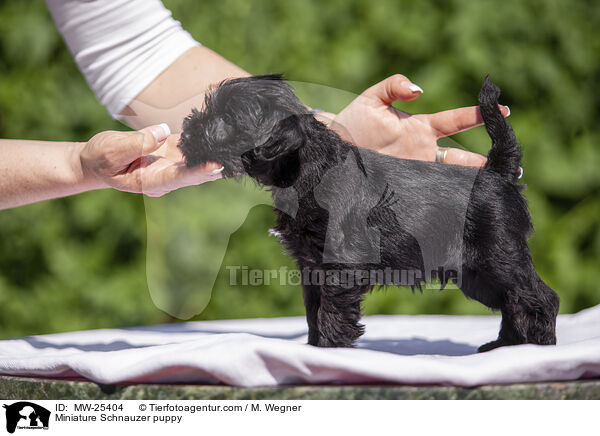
[{"left": 241, "top": 114, "right": 307, "bottom": 187}]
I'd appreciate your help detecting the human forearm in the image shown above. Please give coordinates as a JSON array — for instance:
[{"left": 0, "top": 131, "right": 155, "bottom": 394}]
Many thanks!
[
  {"left": 45, "top": 0, "right": 317, "bottom": 133},
  {"left": 0, "top": 124, "right": 224, "bottom": 210},
  {"left": 0, "top": 140, "right": 101, "bottom": 210},
  {"left": 122, "top": 46, "right": 339, "bottom": 133},
  {"left": 121, "top": 46, "right": 250, "bottom": 131}
]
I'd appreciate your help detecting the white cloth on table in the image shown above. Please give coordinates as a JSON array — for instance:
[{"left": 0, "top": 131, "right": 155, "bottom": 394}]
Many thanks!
[{"left": 0, "top": 306, "right": 599, "bottom": 387}]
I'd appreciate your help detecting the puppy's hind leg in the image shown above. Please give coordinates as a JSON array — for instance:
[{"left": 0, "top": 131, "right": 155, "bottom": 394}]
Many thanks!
[
  {"left": 527, "top": 274, "right": 559, "bottom": 345},
  {"left": 457, "top": 267, "right": 515, "bottom": 352},
  {"left": 478, "top": 303, "right": 529, "bottom": 352},
  {"left": 478, "top": 269, "right": 559, "bottom": 352}
]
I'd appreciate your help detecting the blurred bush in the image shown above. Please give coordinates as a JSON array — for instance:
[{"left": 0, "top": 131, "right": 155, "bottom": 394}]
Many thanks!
[{"left": 0, "top": 0, "right": 598, "bottom": 338}]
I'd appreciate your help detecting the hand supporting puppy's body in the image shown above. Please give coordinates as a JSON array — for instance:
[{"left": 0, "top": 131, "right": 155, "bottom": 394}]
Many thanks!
[{"left": 179, "top": 75, "right": 559, "bottom": 352}]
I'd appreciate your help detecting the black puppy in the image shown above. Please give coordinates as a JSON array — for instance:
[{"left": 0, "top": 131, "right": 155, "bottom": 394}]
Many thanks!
[{"left": 179, "top": 75, "right": 559, "bottom": 352}]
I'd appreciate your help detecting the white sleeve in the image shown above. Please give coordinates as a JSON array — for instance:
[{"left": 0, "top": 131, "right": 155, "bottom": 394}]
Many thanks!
[{"left": 45, "top": 0, "right": 200, "bottom": 120}]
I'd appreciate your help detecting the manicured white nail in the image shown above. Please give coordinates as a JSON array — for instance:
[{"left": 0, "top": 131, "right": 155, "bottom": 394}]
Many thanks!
[
  {"left": 408, "top": 83, "right": 424, "bottom": 94},
  {"left": 158, "top": 123, "right": 171, "bottom": 137},
  {"left": 505, "top": 106, "right": 511, "bottom": 117},
  {"left": 150, "top": 123, "right": 171, "bottom": 142},
  {"left": 210, "top": 166, "right": 225, "bottom": 175}
]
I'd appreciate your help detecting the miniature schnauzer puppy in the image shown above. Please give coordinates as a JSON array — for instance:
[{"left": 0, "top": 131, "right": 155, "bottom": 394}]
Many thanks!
[{"left": 178, "top": 74, "right": 559, "bottom": 352}]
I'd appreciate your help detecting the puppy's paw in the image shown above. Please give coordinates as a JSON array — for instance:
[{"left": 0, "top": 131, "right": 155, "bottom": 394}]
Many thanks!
[{"left": 477, "top": 339, "right": 506, "bottom": 353}]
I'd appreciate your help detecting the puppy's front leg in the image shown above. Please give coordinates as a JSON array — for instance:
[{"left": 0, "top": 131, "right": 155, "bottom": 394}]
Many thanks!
[
  {"left": 314, "top": 282, "right": 367, "bottom": 347},
  {"left": 302, "top": 283, "right": 321, "bottom": 346}
]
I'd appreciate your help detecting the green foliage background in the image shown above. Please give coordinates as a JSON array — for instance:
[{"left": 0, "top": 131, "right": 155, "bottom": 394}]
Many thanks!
[{"left": 0, "top": 0, "right": 598, "bottom": 338}]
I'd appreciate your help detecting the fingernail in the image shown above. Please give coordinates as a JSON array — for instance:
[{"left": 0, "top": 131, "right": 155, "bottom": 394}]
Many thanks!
[
  {"left": 408, "top": 83, "right": 424, "bottom": 94},
  {"left": 150, "top": 123, "right": 171, "bottom": 142},
  {"left": 210, "top": 166, "right": 225, "bottom": 175},
  {"left": 505, "top": 106, "right": 511, "bottom": 117}
]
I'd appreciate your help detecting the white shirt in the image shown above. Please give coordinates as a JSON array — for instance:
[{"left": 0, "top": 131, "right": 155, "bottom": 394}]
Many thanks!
[{"left": 45, "top": 0, "right": 200, "bottom": 119}]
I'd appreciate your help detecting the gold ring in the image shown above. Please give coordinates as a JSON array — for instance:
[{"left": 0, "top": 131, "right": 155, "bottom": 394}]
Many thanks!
[{"left": 435, "top": 148, "right": 448, "bottom": 164}]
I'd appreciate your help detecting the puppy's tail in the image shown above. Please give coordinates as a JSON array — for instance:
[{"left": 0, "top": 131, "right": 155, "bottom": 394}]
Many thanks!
[{"left": 479, "top": 76, "right": 522, "bottom": 184}]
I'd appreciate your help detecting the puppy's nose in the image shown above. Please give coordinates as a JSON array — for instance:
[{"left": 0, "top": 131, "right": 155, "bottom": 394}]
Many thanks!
[{"left": 181, "top": 132, "right": 192, "bottom": 142}]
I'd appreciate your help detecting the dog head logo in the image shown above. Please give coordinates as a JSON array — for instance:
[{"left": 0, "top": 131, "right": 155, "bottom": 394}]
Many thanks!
[{"left": 2, "top": 402, "right": 50, "bottom": 434}]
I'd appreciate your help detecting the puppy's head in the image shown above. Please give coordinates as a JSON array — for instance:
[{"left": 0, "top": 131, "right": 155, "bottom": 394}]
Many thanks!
[{"left": 178, "top": 74, "right": 308, "bottom": 181}]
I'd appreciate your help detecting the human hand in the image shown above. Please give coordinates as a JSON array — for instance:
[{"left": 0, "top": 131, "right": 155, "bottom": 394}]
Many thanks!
[
  {"left": 79, "top": 124, "right": 223, "bottom": 197},
  {"left": 329, "top": 74, "right": 510, "bottom": 167}
]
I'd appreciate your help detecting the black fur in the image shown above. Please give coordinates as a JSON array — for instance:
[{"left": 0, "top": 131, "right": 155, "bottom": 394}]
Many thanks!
[
  {"left": 179, "top": 74, "right": 559, "bottom": 352},
  {"left": 480, "top": 76, "right": 523, "bottom": 183}
]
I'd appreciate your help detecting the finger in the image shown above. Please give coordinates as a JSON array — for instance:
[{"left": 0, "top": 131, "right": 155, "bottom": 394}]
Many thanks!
[
  {"left": 171, "top": 162, "right": 225, "bottom": 184},
  {"left": 428, "top": 105, "right": 510, "bottom": 137},
  {"left": 443, "top": 148, "right": 487, "bottom": 168},
  {"left": 362, "top": 74, "right": 424, "bottom": 106},
  {"left": 200, "top": 161, "right": 225, "bottom": 174},
  {"left": 117, "top": 123, "right": 172, "bottom": 163},
  {"left": 115, "top": 159, "right": 224, "bottom": 195},
  {"left": 150, "top": 133, "right": 184, "bottom": 161},
  {"left": 144, "top": 161, "right": 225, "bottom": 196}
]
